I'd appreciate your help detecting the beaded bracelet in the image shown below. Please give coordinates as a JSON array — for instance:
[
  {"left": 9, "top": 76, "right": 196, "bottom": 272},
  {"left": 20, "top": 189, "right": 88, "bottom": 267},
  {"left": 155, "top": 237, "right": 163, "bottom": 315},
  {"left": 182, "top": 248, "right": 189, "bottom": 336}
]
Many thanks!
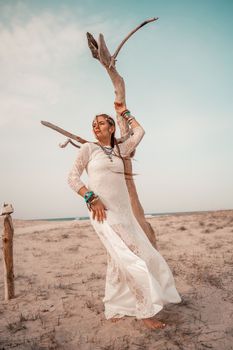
[
  {"left": 84, "top": 191, "right": 94, "bottom": 203},
  {"left": 89, "top": 195, "right": 99, "bottom": 205},
  {"left": 121, "top": 109, "right": 131, "bottom": 117},
  {"left": 128, "top": 117, "right": 135, "bottom": 124},
  {"left": 120, "top": 109, "right": 136, "bottom": 127},
  {"left": 86, "top": 194, "right": 99, "bottom": 211}
]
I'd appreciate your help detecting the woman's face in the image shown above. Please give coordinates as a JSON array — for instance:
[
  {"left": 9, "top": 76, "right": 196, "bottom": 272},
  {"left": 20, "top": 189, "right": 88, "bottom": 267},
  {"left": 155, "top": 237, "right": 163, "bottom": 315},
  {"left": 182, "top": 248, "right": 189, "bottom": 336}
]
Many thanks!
[{"left": 92, "top": 116, "right": 115, "bottom": 141}]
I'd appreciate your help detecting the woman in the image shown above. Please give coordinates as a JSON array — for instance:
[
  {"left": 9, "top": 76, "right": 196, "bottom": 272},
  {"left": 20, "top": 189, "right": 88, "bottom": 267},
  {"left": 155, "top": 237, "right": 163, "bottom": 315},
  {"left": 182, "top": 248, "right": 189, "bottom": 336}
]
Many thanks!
[{"left": 68, "top": 103, "right": 182, "bottom": 329}]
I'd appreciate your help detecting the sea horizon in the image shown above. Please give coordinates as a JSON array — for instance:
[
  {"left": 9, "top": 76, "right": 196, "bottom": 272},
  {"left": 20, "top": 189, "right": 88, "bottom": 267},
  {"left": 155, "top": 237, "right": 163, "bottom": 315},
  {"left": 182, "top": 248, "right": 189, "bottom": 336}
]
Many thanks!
[{"left": 15, "top": 208, "right": 233, "bottom": 222}]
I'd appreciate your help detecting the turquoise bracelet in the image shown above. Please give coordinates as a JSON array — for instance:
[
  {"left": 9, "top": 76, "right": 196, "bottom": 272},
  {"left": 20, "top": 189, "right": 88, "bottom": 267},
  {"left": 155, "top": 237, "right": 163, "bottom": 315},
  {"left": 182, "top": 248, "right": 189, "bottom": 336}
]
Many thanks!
[
  {"left": 84, "top": 191, "right": 94, "bottom": 203},
  {"left": 121, "top": 109, "right": 131, "bottom": 117}
]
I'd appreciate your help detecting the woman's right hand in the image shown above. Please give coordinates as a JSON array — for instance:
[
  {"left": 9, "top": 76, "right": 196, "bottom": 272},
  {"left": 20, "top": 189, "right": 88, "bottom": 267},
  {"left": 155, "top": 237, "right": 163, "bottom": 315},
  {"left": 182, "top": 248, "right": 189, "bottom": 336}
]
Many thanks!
[{"left": 90, "top": 198, "right": 107, "bottom": 223}]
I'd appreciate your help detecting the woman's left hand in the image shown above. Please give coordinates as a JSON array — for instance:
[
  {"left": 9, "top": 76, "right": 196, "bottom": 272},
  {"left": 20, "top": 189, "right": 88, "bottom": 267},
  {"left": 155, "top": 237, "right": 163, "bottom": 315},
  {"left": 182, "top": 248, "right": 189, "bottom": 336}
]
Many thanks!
[
  {"left": 114, "top": 101, "right": 127, "bottom": 115},
  {"left": 90, "top": 198, "right": 107, "bottom": 223}
]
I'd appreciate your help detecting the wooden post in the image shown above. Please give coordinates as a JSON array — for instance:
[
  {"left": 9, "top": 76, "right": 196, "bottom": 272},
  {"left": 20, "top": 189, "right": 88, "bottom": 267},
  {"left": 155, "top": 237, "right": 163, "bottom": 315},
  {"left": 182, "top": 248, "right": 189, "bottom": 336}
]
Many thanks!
[{"left": 1, "top": 203, "right": 15, "bottom": 300}]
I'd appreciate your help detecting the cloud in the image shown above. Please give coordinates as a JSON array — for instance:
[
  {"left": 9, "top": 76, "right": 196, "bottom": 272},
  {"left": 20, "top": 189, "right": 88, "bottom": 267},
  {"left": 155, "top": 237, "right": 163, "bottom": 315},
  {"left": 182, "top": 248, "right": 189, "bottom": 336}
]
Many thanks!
[
  {"left": 0, "top": 11, "right": 86, "bottom": 70},
  {"left": 0, "top": 3, "right": 114, "bottom": 128}
]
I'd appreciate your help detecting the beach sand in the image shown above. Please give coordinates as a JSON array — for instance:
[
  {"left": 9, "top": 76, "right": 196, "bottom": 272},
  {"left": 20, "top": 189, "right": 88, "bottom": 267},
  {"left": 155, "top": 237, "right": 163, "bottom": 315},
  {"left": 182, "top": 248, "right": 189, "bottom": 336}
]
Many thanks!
[{"left": 0, "top": 210, "right": 233, "bottom": 349}]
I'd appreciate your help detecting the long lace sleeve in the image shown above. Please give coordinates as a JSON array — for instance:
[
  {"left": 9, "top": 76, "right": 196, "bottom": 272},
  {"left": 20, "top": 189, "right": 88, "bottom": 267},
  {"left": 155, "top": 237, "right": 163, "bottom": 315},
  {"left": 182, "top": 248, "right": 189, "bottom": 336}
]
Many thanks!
[
  {"left": 118, "top": 125, "right": 145, "bottom": 157},
  {"left": 68, "top": 142, "right": 90, "bottom": 194}
]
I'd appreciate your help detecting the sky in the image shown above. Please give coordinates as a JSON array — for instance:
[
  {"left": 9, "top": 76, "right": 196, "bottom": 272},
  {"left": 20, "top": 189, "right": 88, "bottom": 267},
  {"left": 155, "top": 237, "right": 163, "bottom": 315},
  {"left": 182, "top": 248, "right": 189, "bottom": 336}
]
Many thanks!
[{"left": 0, "top": 0, "right": 233, "bottom": 219}]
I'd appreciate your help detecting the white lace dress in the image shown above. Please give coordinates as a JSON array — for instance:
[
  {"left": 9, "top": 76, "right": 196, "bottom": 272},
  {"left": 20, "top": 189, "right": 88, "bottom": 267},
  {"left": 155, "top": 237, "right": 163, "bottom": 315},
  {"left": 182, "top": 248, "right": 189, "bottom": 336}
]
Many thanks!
[{"left": 68, "top": 125, "right": 182, "bottom": 319}]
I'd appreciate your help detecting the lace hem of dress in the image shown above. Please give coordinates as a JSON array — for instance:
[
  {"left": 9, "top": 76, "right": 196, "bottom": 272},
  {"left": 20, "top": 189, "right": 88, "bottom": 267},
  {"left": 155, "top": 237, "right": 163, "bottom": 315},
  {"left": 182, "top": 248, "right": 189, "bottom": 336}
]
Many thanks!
[{"left": 104, "top": 304, "right": 163, "bottom": 320}]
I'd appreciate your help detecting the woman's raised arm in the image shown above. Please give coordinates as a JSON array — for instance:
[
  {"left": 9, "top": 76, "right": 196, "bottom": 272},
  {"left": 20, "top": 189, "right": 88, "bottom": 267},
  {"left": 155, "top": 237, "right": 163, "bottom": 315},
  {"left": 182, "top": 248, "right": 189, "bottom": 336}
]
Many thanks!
[{"left": 114, "top": 102, "right": 145, "bottom": 157}]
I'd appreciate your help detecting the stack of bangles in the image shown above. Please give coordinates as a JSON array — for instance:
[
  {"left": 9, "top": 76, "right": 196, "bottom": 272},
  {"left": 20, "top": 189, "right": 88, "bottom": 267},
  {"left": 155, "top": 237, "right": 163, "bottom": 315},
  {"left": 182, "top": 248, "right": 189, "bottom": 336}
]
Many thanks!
[
  {"left": 84, "top": 191, "right": 99, "bottom": 210},
  {"left": 120, "top": 109, "right": 135, "bottom": 125}
]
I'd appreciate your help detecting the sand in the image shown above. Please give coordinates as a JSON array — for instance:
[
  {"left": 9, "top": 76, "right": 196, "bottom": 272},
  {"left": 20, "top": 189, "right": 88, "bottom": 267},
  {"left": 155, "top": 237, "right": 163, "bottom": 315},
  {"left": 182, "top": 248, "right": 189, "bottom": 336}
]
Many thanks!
[{"left": 0, "top": 210, "right": 233, "bottom": 350}]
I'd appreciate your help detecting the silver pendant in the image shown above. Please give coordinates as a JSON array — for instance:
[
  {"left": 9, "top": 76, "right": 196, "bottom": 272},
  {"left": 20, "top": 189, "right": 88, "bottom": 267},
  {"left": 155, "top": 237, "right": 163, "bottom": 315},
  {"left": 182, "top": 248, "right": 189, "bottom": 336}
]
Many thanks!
[{"left": 98, "top": 143, "right": 115, "bottom": 162}]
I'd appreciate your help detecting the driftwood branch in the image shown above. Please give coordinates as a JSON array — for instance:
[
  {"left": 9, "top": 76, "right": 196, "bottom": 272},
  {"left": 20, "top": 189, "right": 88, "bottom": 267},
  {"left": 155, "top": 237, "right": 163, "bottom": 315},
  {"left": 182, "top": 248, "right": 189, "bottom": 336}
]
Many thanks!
[
  {"left": 59, "top": 139, "right": 81, "bottom": 148},
  {"left": 41, "top": 120, "right": 133, "bottom": 148},
  {"left": 86, "top": 18, "right": 158, "bottom": 248},
  {"left": 41, "top": 121, "right": 87, "bottom": 144},
  {"left": 109, "top": 17, "right": 158, "bottom": 68},
  {"left": 87, "top": 17, "right": 158, "bottom": 70}
]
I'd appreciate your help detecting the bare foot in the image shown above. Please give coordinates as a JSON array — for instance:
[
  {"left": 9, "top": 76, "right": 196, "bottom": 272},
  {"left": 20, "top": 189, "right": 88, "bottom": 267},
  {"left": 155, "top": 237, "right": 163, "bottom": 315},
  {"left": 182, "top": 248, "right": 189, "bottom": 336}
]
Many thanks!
[{"left": 142, "top": 318, "right": 166, "bottom": 329}]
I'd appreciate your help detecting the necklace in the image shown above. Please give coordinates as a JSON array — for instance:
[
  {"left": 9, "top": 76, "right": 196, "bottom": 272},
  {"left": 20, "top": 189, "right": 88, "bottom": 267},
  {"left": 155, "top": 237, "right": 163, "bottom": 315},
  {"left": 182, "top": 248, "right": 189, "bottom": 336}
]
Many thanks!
[{"left": 98, "top": 143, "right": 114, "bottom": 162}]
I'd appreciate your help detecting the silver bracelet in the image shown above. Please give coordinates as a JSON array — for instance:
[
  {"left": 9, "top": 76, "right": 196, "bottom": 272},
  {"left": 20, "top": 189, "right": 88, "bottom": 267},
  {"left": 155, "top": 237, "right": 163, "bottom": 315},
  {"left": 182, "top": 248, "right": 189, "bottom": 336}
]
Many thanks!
[
  {"left": 128, "top": 116, "right": 135, "bottom": 124},
  {"left": 89, "top": 195, "right": 99, "bottom": 205}
]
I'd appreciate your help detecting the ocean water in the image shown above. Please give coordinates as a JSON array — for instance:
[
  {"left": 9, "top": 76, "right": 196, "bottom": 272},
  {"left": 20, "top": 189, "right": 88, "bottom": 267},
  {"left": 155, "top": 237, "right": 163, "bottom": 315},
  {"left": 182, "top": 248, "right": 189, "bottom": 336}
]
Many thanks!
[
  {"left": 37, "top": 210, "right": 214, "bottom": 222},
  {"left": 38, "top": 217, "right": 89, "bottom": 222}
]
